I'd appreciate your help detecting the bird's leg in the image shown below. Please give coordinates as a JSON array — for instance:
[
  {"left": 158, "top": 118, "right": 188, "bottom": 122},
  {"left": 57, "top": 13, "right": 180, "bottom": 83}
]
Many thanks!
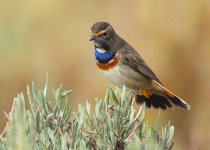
[
  {"left": 131, "top": 90, "right": 142, "bottom": 105},
  {"left": 131, "top": 95, "right": 135, "bottom": 106}
]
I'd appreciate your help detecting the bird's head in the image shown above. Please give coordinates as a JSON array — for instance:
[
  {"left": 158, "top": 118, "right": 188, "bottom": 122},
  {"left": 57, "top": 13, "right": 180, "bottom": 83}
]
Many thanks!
[{"left": 90, "top": 22, "right": 116, "bottom": 50}]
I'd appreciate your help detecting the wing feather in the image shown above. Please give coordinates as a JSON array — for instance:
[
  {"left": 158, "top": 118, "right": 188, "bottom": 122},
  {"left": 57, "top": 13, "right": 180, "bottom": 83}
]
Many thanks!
[{"left": 119, "top": 42, "right": 162, "bottom": 84}]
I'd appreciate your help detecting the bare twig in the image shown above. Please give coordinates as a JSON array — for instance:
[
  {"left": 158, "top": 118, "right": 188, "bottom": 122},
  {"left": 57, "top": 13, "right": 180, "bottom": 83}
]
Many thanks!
[{"left": 0, "top": 98, "right": 17, "bottom": 138}]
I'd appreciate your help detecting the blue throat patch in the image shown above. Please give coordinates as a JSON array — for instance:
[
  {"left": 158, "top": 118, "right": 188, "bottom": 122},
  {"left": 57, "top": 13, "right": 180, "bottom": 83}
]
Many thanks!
[{"left": 95, "top": 48, "right": 117, "bottom": 64}]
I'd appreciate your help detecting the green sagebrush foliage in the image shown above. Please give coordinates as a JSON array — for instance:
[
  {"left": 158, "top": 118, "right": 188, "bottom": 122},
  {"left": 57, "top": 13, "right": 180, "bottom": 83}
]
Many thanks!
[{"left": 0, "top": 81, "right": 174, "bottom": 150}]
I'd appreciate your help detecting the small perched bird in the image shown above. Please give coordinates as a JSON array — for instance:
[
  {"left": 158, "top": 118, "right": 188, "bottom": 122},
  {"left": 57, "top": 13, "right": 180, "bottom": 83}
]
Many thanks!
[{"left": 89, "top": 22, "right": 190, "bottom": 110}]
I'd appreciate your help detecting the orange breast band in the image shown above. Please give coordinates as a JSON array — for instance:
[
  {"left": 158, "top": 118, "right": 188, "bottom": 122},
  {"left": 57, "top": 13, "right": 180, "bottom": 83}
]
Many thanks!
[{"left": 96, "top": 54, "right": 120, "bottom": 71}]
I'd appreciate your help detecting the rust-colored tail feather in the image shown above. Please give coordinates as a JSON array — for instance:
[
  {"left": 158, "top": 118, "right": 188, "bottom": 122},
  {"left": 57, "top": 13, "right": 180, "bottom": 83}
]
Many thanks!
[
  {"left": 143, "top": 80, "right": 191, "bottom": 110},
  {"left": 136, "top": 94, "right": 172, "bottom": 110},
  {"left": 166, "top": 94, "right": 190, "bottom": 110},
  {"left": 136, "top": 93, "right": 190, "bottom": 110}
]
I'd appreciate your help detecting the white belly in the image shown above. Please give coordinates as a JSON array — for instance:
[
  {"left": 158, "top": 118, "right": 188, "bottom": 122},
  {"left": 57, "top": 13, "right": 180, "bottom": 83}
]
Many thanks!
[{"left": 99, "top": 64, "right": 150, "bottom": 92}]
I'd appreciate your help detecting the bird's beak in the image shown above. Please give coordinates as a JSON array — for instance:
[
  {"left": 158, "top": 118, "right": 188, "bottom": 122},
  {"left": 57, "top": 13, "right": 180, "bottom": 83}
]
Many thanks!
[
  {"left": 89, "top": 31, "right": 96, "bottom": 41},
  {"left": 89, "top": 36, "right": 96, "bottom": 41}
]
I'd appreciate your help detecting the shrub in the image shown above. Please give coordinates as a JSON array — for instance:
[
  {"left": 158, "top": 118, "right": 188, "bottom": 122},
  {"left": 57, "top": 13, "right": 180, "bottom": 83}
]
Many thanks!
[{"left": 0, "top": 80, "right": 174, "bottom": 150}]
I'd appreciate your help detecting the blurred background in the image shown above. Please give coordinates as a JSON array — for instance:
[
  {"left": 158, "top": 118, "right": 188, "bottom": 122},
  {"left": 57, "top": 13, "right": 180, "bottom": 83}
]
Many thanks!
[{"left": 0, "top": 0, "right": 210, "bottom": 149}]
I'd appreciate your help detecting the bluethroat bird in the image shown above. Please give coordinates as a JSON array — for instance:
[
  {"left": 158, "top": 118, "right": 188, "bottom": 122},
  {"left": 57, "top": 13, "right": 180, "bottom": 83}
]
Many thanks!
[{"left": 89, "top": 22, "right": 190, "bottom": 110}]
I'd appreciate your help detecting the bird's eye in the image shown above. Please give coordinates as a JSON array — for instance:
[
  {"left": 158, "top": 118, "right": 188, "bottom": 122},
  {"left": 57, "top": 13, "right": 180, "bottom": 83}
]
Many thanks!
[{"left": 103, "top": 32, "right": 107, "bottom": 36}]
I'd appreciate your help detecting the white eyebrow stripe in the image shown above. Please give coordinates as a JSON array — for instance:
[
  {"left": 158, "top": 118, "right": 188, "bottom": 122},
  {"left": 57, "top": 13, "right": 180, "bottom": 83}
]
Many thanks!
[
  {"left": 95, "top": 30, "right": 106, "bottom": 37},
  {"left": 96, "top": 48, "right": 106, "bottom": 53}
]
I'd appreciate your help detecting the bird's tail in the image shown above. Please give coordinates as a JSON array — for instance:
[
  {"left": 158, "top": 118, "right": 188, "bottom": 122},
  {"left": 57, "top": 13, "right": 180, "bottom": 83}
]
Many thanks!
[
  {"left": 135, "top": 83, "right": 190, "bottom": 110},
  {"left": 136, "top": 93, "right": 190, "bottom": 110},
  {"left": 136, "top": 94, "right": 172, "bottom": 110},
  {"left": 166, "top": 93, "right": 190, "bottom": 110}
]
